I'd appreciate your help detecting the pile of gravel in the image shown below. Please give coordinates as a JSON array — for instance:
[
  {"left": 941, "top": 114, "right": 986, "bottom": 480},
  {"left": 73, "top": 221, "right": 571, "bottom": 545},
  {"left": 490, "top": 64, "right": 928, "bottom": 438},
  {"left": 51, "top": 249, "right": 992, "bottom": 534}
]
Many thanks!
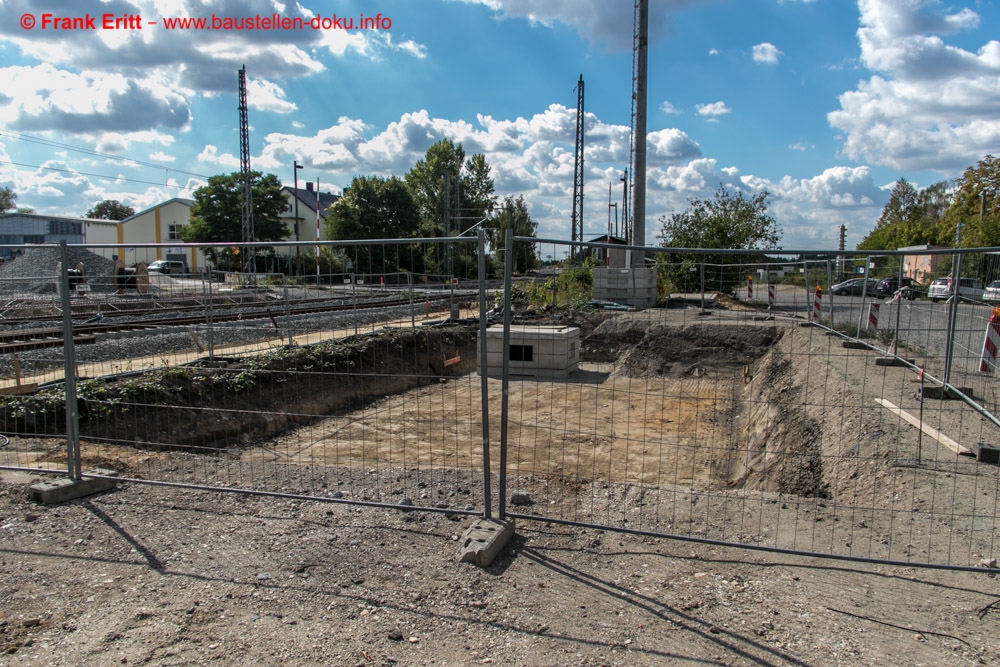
[{"left": 0, "top": 247, "right": 121, "bottom": 294}]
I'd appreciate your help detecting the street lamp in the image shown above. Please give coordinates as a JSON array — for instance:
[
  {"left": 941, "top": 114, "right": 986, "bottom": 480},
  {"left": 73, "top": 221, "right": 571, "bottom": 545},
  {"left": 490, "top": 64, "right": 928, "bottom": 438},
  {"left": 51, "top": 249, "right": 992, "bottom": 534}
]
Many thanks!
[{"left": 293, "top": 160, "right": 304, "bottom": 274}]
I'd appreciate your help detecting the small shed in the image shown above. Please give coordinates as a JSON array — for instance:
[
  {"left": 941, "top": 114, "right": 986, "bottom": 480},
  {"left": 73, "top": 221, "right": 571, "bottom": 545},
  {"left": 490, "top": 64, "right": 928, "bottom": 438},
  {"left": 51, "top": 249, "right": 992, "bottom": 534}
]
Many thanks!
[{"left": 483, "top": 326, "right": 580, "bottom": 378}]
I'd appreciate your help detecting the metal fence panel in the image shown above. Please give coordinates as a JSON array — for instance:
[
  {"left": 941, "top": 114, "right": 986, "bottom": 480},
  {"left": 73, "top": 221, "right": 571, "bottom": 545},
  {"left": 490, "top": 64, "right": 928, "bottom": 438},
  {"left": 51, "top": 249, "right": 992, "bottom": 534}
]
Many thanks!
[
  {"left": 499, "top": 240, "right": 1000, "bottom": 570},
  {"left": 0, "top": 239, "right": 494, "bottom": 519}
]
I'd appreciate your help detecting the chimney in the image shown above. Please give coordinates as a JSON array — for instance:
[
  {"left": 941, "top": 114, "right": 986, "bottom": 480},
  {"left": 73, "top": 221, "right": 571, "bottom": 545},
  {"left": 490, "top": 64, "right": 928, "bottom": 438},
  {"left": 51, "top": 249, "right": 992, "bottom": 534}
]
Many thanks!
[{"left": 305, "top": 181, "right": 314, "bottom": 192}]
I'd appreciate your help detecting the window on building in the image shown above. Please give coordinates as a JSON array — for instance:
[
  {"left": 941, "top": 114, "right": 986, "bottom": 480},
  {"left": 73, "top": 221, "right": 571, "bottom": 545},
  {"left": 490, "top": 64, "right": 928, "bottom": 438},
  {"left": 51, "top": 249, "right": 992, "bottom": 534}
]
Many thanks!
[
  {"left": 509, "top": 345, "right": 534, "bottom": 362},
  {"left": 48, "top": 220, "right": 82, "bottom": 235},
  {"left": 168, "top": 224, "right": 184, "bottom": 240}
]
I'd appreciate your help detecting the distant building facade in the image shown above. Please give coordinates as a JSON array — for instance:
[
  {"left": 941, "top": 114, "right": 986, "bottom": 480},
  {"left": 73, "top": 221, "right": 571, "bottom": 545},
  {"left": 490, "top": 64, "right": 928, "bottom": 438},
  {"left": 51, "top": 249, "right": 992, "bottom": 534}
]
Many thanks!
[
  {"left": 0, "top": 212, "right": 118, "bottom": 259},
  {"left": 898, "top": 244, "right": 950, "bottom": 283}
]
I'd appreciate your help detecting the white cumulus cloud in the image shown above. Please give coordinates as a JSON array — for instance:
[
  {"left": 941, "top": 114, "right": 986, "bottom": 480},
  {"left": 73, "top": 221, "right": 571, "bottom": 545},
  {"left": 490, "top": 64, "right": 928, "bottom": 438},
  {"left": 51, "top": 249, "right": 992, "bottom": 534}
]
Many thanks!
[
  {"left": 828, "top": 0, "right": 1000, "bottom": 173},
  {"left": 752, "top": 42, "right": 783, "bottom": 64}
]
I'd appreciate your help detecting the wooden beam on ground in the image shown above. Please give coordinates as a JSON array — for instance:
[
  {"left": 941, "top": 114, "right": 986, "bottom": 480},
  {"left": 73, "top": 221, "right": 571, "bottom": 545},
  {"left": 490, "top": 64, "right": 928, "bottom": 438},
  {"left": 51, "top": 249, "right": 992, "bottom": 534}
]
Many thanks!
[{"left": 875, "top": 398, "right": 972, "bottom": 456}]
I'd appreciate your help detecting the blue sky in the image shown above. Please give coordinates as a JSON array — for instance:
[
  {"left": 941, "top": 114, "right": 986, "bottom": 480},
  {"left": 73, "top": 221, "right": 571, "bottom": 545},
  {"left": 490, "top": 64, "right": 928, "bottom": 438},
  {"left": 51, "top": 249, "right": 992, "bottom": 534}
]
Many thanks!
[{"left": 0, "top": 0, "right": 999, "bottom": 249}]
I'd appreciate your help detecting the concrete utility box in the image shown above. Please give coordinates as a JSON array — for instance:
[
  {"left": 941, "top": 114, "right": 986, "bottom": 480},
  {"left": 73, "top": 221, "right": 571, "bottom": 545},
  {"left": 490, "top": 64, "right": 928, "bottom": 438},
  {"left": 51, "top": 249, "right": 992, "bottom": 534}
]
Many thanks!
[
  {"left": 593, "top": 267, "right": 657, "bottom": 309},
  {"left": 483, "top": 326, "right": 580, "bottom": 378}
]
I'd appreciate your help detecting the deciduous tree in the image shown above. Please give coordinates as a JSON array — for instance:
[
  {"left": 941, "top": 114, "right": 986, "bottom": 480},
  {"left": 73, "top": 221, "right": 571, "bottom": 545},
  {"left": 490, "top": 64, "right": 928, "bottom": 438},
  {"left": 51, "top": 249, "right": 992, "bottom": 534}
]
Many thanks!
[
  {"left": 325, "top": 175, "right": 421, "bottom": 271},
  {"left": 658, "top": 186, "right": 781, "bottom": 293},
  {"left": 84, "top": 200, "right": 135, "bottom": 221},
  {"left": 0, "top": 187, "right": 17, "bottom": 213},
  {"left": 489, "top": 195, "right": 538, "bottom": 273},
  {"left": 182, "top": 171, "right": 287, "bottom": 267}
]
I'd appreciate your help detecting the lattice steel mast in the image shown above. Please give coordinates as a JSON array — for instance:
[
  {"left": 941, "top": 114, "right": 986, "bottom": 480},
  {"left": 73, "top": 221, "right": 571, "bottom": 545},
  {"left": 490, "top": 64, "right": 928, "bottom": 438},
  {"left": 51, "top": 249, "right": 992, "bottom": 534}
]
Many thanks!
[
  {"left": 238, "top": 65, "right": 254, "bottom": 274},
  {"left": 571, "top": 74, "right": 585, "bottom": 253}
]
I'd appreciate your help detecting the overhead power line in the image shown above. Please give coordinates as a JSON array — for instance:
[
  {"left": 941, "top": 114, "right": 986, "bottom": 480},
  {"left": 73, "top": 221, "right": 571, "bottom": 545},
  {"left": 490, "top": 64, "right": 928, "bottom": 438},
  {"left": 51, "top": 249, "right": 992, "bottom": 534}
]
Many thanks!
[
  {"left": 0, "top": 128, "right": 211, "bottom": 179},
  {"left": 0, "top": 159, "right": 204, "bottom": 190}
]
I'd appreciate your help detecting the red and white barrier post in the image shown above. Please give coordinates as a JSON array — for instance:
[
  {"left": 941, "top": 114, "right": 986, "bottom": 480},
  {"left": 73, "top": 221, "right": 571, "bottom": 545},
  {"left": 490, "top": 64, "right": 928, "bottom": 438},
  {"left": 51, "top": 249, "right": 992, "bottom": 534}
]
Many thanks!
[
  {"left": 867, "top": 302, "right": 880, "bottom": 331},
  {"left": 767, "top": 283, "right": 775, "bottom": 308},
  {"left": 980, "top": 307, "right": 1000, "bottom": 372},
  {"left": 812, "top": 285, "right": 822, "bottom": 320},
  {"left": 747, "top": 276, "right": 753, "bottom": 301}
]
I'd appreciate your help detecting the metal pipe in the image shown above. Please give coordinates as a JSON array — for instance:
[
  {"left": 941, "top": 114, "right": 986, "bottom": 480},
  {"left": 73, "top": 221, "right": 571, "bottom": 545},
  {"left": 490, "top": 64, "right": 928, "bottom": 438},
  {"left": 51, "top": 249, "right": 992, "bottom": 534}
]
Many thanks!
[
  {"left": 477, "top": 229, "right": 492, "bottom": 519},
  {"left": 944, "top": 225, "right": 963, "bottom": 384},
  {"left": 498, "top": 230, "right": 514, "bottom": 520},
  {"left": 58, "top": 241, "right": 81, "bottom": 480}
]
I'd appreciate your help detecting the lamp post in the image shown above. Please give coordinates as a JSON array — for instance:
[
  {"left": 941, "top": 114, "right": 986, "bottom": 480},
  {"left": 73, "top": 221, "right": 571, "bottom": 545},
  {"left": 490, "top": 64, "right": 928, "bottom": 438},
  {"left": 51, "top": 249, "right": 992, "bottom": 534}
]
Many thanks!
[{"left": 293, "top": 160, "right": 304, "bottom": 274}]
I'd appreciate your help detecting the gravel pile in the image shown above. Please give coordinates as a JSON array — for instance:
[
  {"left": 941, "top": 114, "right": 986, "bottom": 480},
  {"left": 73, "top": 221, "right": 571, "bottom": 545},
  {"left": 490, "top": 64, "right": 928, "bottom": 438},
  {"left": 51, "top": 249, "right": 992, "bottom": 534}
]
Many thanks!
[{"left": 0, "top": 246, "right": 121, "bottom": 294}]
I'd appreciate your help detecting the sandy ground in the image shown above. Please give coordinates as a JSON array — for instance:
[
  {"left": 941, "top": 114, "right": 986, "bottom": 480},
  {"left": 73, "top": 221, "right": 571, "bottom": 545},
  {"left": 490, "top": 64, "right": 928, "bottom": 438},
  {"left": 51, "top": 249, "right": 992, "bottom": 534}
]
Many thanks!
[
  {"left": 0, "top": 473, "right": 999, "bottom": 666},
  {"left": 3, "top": 311, "right": 1000, "bottom": 664}
]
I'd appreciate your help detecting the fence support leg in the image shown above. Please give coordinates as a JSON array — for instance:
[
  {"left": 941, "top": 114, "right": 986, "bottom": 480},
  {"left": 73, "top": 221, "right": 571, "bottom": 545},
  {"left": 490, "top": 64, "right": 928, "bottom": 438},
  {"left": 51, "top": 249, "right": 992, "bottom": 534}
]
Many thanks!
[
  {"left": 477, "top": 230, "right": 492, "bottom": 520},
  {"left": 498, "top": 230, "right": 513, "bottom": 521},
  {"left": 58, "top": 241, "right": 81, "bottom": 481}
]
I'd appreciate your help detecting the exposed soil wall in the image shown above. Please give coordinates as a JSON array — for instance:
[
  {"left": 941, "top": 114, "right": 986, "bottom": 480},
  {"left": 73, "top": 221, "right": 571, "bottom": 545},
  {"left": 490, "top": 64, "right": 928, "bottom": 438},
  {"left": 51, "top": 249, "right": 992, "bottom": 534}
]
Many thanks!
[
  {"left": 0, "top": 326, "right": 479, "bottom": 449},
  {"left": 727, "top": 348, "right": 827, "bottom": 497}
]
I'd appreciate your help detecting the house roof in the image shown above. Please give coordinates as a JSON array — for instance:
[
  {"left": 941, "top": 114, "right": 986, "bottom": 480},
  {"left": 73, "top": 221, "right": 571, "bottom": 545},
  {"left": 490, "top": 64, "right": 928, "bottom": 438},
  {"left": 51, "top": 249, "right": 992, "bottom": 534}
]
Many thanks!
[
  {"left": 121, "top": 198, "right": 194, "bottom": 223},
  {"left": 0, "top": 211, "right": 108, "bottom": 224},
  {"left": 897, "top": 244, "right": 950, "bottom": 252},
  {"left": 283, "top": 187, "right": 339, "bottom": 215},
  {"left": 588, "top": 234, "right": 628, "bottom": 245}
]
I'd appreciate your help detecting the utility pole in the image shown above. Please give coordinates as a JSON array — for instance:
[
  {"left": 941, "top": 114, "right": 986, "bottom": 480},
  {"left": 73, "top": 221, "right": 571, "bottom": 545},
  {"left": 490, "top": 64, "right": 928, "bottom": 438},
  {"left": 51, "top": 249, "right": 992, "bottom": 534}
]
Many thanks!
[
  {"left": 620, "top": 169, "right": 629, "bottom": 244},
  {"left": 238, "top": 65, "right": 253, "bottom": 276},
  {"left": 631, "top": 0, "right": 648, "bottom": 267},
  {"left": 571, "top": 74, "right": 585, "bottom": 257},
  {"left": 293, "top": 160, "right": 303, "bottom": 274},
  {"left": 838, "top": 224, "right": 846, "bottom": 280}
]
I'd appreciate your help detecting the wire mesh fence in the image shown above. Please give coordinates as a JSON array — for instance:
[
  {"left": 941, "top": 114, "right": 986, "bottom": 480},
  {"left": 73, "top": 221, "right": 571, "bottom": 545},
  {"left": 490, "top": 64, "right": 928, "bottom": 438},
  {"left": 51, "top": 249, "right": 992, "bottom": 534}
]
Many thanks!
[
  {"left": 2, "top": 237, "right": 1000, "bottom": 570},
  {"left": 500, "top": 239, "right": 1000, "bottom": 569},
  {"left": 0, "top": 238, "right": 493, "bottom": 519}
]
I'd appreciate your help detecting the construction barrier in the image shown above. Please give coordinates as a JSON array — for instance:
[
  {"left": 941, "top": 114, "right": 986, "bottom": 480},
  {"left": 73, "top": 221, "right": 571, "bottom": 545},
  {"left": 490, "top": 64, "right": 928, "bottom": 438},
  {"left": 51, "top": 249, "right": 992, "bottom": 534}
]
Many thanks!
[
  {"left": 867, "top": 302, "right": 880, "bottom": 331},
  {"left": 981, "top": 307, "right": 1000, "bottom": 372},
  {"left": 747, "top": 276, "right": 753, "bottom": 301},
  {"left": 768, "top": 283, "right": 775, "bottom": 308},
  {"left": 812, "top": 285, "right": 822, "bottom": 320}
]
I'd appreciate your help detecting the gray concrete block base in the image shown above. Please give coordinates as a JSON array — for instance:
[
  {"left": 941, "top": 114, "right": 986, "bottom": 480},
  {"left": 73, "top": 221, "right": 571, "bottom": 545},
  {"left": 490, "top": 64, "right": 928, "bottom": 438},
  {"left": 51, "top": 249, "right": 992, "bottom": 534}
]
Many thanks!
[
  {"left": 457, "top": 518, "right": 515, "bottom": 567},
  {"left": 29, "top": 469, "right": 119, "bottom": 505}
]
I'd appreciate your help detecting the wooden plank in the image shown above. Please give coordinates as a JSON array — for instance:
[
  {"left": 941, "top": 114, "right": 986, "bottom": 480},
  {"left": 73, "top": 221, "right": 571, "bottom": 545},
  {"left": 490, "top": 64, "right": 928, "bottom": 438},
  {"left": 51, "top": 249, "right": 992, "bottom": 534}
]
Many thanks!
[{"left": 875, "top": 398, "right": 972, "bottom": 456}]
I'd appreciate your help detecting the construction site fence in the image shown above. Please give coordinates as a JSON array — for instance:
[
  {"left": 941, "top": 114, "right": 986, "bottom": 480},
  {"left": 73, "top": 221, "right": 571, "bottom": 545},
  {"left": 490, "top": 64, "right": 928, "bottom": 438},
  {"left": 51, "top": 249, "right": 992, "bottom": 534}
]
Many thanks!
[{"left": 0, "top": 237, "right": 999, "bottom": 571}]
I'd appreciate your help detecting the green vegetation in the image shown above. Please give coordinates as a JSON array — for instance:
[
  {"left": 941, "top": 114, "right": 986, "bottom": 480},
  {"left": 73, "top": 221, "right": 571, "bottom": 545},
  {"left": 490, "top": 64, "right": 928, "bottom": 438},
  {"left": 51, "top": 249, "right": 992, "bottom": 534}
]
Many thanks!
[
  {"left": 84, "top": 199, "right": 136, "bottom": 221},
  {"left": 182, "top": 171, "right": 289, "bottom": 269},
  {"left": 657, "top": 186, "right": 781, "bottom": 295}
]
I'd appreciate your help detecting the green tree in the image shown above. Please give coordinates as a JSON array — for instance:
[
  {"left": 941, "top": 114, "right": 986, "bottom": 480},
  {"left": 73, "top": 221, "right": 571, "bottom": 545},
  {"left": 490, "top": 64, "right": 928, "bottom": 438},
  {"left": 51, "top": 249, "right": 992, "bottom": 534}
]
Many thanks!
[
  {"left": 325, "top": 175, "right": 421, "bottom": 271},
  {"left": 85, "top": 200, "right": 135, "bottom": 221},
  {"left": 404, "top": 140, "right": 496, "bottom": 276},
  {"left": 858, "top": 178, "right": 951, "bottom": 255},
  {"left": 940, "top": 155, "right": 1000, "bottom": 248},
  {"left": 181, "top": 171, "right": 288, "bottom": 268},
  {"left": 489, "top": 195, "right": 539, "bottom": 273},
  {"left": 658, "top": 186, "right": 781, "bottom": 293},
  {"left": 0, "top": 187, "right": 17, "bottom": 213}
]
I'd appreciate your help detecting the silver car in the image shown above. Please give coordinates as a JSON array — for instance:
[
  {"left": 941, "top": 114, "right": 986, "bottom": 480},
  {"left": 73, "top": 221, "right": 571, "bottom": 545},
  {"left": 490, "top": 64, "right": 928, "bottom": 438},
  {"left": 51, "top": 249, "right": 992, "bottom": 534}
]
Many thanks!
[
  {"left": 928, "top": 277, "right": 984, "bottom": 302},
  {"left": 984, "top": 281, "right": 1000, "bottom": 304}
]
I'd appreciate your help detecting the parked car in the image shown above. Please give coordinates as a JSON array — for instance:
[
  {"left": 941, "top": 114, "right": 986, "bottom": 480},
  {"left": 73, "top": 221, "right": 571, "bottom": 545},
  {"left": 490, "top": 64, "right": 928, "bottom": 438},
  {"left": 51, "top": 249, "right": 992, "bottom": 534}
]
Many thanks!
[
  {"left": 831, "top": 278, "right": 877, "bottom": 296},
  {"left": 873, "top": 276, "right": 916, "bottom": 299},
  {"left": 984, "top": 281, "right": 1000, "bottom": 304},
  {"left": 928, "top": 277, "right": 984, "bottom": 302},
  {"left": 147, "top": 260, "right": 186, "bottom": 274}
]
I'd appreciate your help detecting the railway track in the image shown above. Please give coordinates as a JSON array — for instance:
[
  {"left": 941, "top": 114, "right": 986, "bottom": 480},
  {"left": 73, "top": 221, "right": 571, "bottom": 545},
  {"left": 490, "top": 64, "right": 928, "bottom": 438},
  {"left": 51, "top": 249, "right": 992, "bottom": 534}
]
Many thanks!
[{"left": 0, "top": 292, "right": 467, "bottom": 354}]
